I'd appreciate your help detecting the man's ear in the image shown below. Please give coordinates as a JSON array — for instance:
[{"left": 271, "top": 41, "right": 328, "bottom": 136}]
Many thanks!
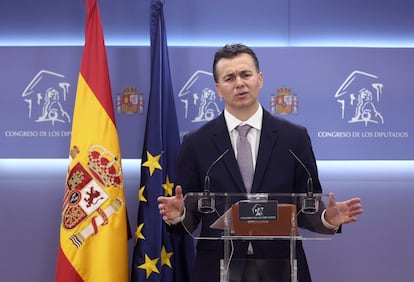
[
  {"left": 258, "top": 72, "right": 264, "bottom": 89},
  {"left": 215, "top": 83, "right": 223, "bottom": 98}
]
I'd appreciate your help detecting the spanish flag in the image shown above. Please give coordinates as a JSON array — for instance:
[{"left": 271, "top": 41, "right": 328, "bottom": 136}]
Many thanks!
[{"left": 55, "top": 0, "right": 129, "bottom": 281}]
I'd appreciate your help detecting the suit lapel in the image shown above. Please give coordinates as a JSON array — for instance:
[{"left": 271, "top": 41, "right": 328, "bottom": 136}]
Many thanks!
[
  {"left": 251, "top": 111, "right": 279, "bottom": 193},
  {"left": 212, "top": 114, "right": 246, "bottom": 193}
]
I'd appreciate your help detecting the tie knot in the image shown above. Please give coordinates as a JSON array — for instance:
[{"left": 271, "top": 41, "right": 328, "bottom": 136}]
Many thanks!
[{"left": 236, "top": 124, "right": 252, "bottom": 137}]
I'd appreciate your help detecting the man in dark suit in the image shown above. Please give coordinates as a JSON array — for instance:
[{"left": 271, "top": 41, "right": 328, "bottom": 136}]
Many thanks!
[{"left": 158, "top": 43, "right": 363, "bottom": 282}]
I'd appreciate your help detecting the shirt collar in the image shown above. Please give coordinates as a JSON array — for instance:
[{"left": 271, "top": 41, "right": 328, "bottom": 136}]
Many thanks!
[{"left": 224, "top": 105, "right": 263, "bottom": 132}]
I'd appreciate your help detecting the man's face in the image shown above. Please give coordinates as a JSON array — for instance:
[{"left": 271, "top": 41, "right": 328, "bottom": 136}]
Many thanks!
[{"left": 215, "top": 53, "right": 263, "bottom": 118}]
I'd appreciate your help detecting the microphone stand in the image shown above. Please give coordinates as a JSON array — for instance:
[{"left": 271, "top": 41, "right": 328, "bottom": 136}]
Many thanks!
[
  {"left": 289, "top": 149, "right": 318, "bottom": 214},
  {"left": 198, "top": 149, "right": 229, "bottom": 214},
  {"left": 198, "top": 175, "right": 216, "bottom": 214}
]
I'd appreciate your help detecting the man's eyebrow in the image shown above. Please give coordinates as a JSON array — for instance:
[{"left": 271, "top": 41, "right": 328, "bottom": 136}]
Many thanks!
[
  {"left": 223, "top": 71, "right": 234, "bottom": 76},
  {"left": 223, "top": 70, "right": 251, "bottom": 76},
  {"left": 222, "top": 72, "right": 235, "bottom": 79}
]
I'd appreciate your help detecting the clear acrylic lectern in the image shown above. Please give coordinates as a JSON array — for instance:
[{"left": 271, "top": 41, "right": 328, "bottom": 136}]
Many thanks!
[{"left": 182, "top": 192, "right": 340, "bottom": 282}]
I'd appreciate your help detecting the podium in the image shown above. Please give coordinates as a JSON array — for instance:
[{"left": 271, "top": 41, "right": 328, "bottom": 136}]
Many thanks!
[{"left": 182, "top": 192, "right": 340, "bottom": 282}]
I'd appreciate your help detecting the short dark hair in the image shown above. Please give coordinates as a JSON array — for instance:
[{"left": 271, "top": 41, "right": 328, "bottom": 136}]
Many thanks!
[{"left": 212, "top": 43, "right": 260, "bottom": 83}]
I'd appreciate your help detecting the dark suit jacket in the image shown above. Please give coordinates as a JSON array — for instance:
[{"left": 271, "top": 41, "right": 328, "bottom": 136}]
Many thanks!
[{"left": 174, "top": 109, "right": 327, "bottom": 282}]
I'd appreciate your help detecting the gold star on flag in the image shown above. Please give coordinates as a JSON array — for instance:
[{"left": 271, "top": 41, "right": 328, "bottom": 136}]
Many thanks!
[
  {"left": 160, "top": 245, "right": 173, "bottom": 268},
  {"left": 138, "top": 186, "right": 147, "bottom": 202},
  {"left": 142, "top": 151, "right": 162, "bottom": 176},
  {"left": 138, "top": 254, "right": 160, "bottom": 279},
  {"left": 135, "top": 223, "right": 145, "bottom": 242},
  {"left": 162, "top": 175, "right": 174, "bottom": 196}
]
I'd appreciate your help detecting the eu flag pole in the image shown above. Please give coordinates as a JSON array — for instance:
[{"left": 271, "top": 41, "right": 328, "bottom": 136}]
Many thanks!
[{"left": 131, "top": 0, "right": 194, "bottom": 281}]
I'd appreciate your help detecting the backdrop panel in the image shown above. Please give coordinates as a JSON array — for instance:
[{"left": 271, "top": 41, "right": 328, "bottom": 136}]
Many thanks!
[{"left": 1, "top": 47, "right": 412, "bottom": 160}]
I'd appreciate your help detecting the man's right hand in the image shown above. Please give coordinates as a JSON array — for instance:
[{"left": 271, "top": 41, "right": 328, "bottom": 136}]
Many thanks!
[{"left": 157, "top": 185, "right": 185, "bottom": 222}]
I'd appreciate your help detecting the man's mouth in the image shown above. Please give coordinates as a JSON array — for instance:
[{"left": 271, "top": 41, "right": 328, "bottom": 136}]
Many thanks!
[{"left": 236, "top": 91, "right": 248, "bottom": 97}]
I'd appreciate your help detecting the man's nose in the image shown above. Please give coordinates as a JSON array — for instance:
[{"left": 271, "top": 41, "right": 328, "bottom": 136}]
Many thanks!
[{"left": 235, "top": 75, "right": 244, "bottom": 87}]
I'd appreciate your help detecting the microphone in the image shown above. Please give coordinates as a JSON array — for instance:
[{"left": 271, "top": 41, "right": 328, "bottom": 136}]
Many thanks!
[
  {"left": 198, "top": 149, "right": 230, "bottom": 213},
  {"left": 289, "top": 149, "right": 318, "bottom": 214}
]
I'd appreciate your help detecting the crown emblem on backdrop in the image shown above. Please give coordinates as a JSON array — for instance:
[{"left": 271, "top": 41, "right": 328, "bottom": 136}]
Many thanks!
[
  {"left": 270, "top": 87, "right": 298, "bottom": 115},
  {"left": 123, "top": 87, "right": 137, "bottom": 95},
  {"left": 277, "top": 87, "right": 292, "bottom": 96},
  {"left": 116, "top": 86, "right": 143, "bottom": 114},
  {"left": 88, "top": 145, "right": 122, "bottom": 187}
]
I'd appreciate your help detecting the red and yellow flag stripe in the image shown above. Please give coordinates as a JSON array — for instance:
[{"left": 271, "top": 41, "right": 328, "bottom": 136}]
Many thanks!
[{"left": 55, "top": 1, "right": 129, "bottom": 281}]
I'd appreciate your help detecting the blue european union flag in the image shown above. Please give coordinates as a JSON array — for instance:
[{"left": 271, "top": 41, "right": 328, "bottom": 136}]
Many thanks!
[{"left": 131, "top": 0, "right": 194, "bottom": 281}]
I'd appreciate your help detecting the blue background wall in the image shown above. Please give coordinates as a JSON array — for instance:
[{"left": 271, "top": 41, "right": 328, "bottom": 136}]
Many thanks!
[{"left": 1, "top": 0, "right": 413, "bottom": 281}]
